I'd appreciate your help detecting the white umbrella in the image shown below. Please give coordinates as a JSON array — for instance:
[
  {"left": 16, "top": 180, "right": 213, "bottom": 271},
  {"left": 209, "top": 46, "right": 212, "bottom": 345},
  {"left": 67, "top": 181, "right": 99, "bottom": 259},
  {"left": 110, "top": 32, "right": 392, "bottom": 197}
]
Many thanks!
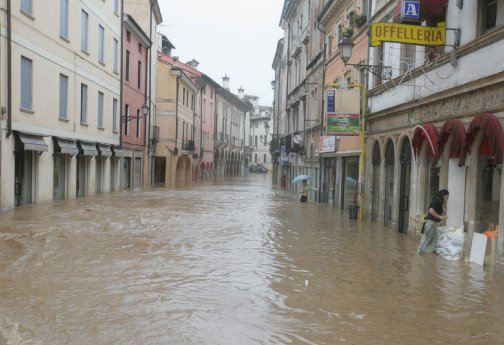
[{"left": 292, "top": 175, "right": 311, "bottom": 184}]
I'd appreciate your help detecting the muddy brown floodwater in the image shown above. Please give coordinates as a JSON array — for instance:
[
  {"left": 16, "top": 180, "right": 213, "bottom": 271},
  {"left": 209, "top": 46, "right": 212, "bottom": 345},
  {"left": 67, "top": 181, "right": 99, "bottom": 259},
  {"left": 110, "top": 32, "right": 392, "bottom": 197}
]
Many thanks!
[{"left": 1, "top": 175, "right": 504, "bottom": 345}]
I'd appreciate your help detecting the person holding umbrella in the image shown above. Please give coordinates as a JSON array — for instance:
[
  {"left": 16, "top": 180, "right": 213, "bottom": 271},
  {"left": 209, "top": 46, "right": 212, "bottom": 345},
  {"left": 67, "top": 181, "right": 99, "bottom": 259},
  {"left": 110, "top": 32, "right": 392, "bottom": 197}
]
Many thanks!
[{"left": 300, "top": 180, "right": 309, "bottom": 203}]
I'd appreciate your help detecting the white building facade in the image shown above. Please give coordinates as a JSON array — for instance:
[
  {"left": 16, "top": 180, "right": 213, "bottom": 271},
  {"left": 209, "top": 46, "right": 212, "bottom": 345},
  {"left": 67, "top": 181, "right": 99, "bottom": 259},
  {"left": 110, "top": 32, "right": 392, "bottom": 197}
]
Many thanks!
[
  {"left": 364, "top": 0, "right": 504, "bottom": 265},
  {"left": 0, "top": 0, "right": 122, "bottom": 208}
]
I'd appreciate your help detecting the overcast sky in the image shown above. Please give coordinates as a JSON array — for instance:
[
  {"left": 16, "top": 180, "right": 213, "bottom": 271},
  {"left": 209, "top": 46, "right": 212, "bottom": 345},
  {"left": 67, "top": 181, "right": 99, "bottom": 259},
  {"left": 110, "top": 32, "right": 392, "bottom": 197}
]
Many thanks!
[{"left": 156, "top": 0, "right": 284, "bottom": 106}]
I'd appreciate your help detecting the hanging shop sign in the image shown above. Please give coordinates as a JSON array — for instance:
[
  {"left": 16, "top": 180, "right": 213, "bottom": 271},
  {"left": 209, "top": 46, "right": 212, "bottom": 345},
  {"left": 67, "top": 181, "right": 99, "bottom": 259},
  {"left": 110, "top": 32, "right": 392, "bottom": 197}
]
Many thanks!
[
  {"left": 325, "top": 88, "right": 360, "bottom": 136},
  {"left": 401, "top": 0, "right": 420, "bottom": 22},
  {"left": 371, "top": 21, "right": 446, "bottom": 46}
]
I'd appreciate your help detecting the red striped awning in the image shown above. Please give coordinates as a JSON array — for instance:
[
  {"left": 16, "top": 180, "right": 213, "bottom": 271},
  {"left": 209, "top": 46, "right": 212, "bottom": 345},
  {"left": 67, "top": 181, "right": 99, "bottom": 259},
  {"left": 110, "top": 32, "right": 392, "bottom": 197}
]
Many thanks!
[
  {"left": 438, "top": 119, "right": 466, "bottom": 167},
  {"left": 465, "top": 113, "right": 504, "bottom": 165},
  {"left": 412, "top": 124, "right": 439, "bottom": 165}
]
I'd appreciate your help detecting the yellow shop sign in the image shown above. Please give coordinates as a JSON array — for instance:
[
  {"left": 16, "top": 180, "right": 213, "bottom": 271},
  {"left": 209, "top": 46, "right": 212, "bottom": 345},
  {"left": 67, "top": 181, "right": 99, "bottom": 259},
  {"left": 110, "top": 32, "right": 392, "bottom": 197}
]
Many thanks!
[{"left": 371, "top": 22, "right": 446, "bottom": 46}]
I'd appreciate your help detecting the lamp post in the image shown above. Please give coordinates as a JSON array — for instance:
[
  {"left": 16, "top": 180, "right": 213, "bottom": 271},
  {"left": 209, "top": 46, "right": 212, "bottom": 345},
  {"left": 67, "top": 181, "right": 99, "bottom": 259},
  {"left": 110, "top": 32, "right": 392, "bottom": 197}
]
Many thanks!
[{"left": 338, "top": 35, "right": 392, "bottom": 80}]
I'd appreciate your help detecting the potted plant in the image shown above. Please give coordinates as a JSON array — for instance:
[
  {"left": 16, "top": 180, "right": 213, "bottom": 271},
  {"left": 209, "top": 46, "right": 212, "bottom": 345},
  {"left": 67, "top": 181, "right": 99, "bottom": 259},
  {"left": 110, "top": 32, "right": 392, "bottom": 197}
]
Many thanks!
[
  {"left": 351, "top": 13, "right": 367, "bottom": 28},
  {"left": 343, "top": 27, "right": 354, "bottom": 37}
]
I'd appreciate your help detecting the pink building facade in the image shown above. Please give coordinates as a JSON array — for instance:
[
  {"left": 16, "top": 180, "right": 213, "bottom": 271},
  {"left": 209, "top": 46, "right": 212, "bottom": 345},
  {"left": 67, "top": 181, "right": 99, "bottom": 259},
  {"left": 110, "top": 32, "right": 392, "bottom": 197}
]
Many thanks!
[{"left": 122, "top": 14, "right": 150, "bottom": 190}]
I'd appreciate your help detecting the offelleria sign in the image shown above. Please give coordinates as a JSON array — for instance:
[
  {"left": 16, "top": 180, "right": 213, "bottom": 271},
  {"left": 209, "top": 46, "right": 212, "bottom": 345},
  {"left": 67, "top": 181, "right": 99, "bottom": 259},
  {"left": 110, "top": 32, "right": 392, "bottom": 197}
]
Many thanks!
[{"left": 371, "top": 21, "right": 446, "bottom": 47}]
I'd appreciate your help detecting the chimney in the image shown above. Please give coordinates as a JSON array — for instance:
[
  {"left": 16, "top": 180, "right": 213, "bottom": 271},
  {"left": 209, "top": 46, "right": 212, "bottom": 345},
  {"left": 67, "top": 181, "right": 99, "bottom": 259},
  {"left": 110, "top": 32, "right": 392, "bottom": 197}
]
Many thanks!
[
  {"left": 161, "top": 35, "right": 175, "bottom": 56},
  {"left": 186, "top": 59, "right": 199, "bottom": 69},
  {"left": 222, "top": 74, "right": 230, "bottom": 90},
  {"left": 238, "top": 86, "right": 244, "bottom": 99}
]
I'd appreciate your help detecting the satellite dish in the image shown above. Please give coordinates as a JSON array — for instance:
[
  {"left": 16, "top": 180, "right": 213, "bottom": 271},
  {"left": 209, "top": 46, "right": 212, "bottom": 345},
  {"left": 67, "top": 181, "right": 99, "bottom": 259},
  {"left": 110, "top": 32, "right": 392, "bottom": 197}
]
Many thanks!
[
  {"left": 293, "top": 134, "right": 302, "bottom": 144},
  {"left": 314, "top": 150, "right": 319, "bottom": 158}
]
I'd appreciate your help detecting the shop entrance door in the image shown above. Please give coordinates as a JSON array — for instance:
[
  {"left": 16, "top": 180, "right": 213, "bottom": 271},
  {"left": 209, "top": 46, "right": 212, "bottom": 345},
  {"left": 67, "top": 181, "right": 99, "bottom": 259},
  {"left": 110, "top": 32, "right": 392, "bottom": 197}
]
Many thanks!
[
  {"left": 371, "top": 142, "right": 381, "bottom": 222},
  {"left": 384, "top": 140, "right": 395, "bottom": 226},
  {"left": 15, "top": 150, "right": 33, "bottom": 206},
  {"left": 398, "top": 138, "right": 412, "bottom": 234}
]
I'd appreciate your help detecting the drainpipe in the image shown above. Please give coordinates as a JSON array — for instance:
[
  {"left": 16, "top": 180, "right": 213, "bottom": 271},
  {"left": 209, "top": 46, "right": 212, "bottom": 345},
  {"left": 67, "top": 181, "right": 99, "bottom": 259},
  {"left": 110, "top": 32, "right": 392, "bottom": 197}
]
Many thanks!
[
  {"left": 146, "top": 1, "right": 152, "bottom": 154},
  {"left": 200, "top": 83, "right": 203, "bottom": 161},
  {"left": 175, "top": 75, "right": 179, "bottom": 152},
  {"left": 6, "top": 0, "right": 12, "bottom": 137},
  {"left": 316, "top": 10, "right": 328, "bottom": 203},
  {"left": 119, "top": 0, "right": 124, "bottom": 149}
]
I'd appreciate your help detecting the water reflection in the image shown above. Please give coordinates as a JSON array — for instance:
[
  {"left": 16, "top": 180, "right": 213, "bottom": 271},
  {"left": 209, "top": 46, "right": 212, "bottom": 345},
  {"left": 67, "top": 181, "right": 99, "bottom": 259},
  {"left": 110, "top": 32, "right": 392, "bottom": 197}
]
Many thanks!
[{"left": 1, "top": 175, "right": 504, "bottom": 344}]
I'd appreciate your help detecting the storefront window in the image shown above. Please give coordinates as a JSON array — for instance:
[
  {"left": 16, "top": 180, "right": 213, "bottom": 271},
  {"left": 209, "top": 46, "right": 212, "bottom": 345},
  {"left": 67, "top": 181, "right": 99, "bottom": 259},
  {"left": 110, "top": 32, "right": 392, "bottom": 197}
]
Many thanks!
[
  {"left": 477, "top": 158, "right": 501, "bottom": 233},
  {"left": 425, "top": 165, "right": 440, "bottom": 210},
  {"left": 343, "top": 157, "right": 359, "bottom": 209}
]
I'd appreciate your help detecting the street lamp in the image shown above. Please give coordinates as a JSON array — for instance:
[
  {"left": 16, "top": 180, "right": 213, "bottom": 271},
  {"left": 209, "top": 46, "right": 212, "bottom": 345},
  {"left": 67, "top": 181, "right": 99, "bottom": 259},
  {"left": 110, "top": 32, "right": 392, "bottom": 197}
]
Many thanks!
[
  {"left": 338, "top": 35, "right": 392, "bottom": 80},
  {"left": 260, "top": 134, "right": 264, "bottom": 143},
  {"left": 141, "top": 102, "right": 149, "bottom": 116}
]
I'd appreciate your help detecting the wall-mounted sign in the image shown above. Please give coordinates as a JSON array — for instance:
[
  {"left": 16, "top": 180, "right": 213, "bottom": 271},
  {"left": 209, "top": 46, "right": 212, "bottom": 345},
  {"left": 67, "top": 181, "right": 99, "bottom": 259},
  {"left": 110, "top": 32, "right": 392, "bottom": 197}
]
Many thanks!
[
  {"left": 319, "top": 136, "right": 336, "bottom": 153},
  {"left": 280, "top": 145, "right": 288, "bottom": 162},
  {"left": 401, "top": 0, "right": 420, "bottom": 22},
  {"left": 371, "top": 21, "right": 446, "bottom": 47},
  {"left": 325, "top": 88, "right": 360, "bottom": 136},
  {"left": 288, "top": 152, "right": 297, "bottom": 164}
]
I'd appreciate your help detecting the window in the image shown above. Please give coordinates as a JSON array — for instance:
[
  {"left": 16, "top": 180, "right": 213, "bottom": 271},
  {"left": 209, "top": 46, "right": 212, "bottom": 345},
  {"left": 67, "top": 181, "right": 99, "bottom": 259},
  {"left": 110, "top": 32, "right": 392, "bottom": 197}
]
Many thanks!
[
  {"left": 98, "top": 91, "right": 104, "bottom": 128},
  {"left": 138, "top": 43, "right": 142, "bottom": 53},
  {"left": 114, "top": 0, "right": 119, "bottom": 14},
  {"left": 21, "top": 0, "right": 32, "bottom": 15},
  {"left": 183, "top": 87, "right": 186, "bottom": 105},
  {"left": 59, "top": 74, "right": 68, "bottom": 119},
  {"left": 264, "top": 154, "right": 267, "bottom": 163},
  {"left": 81, "top": 10, "right": 88, "bottom": 52},
  {"left": 80, "top": 84, "right": 88, "bottom": 124},
  {"left": 191, "top": 95, "right": 194, "bottom": 111},
  {"left": 481, "top": 0, "right": 498, "bottom": 33},
  {"left": 60, "top": 0, "right": 69, "bottom": 39},
  {"left": 125, "top": 50, "right": 130, "bottom": 81},
  {"left": 113, "top": 98, "right": 118, "bottom": 132},
  {"left": 113, "top": 39, "right": 119, "bottom": 73},
  {"left": 124, "top": 104, "right": 129, "bottom": 135},
  {"left": 137, "top": 61, "right": 141, "bottom": 89},
  {"left": 136, "top": 109, "right": 141, "bottom": 138},
  {"left": 126, "top": 30, "right": 131, "bottom": 42},
  {"left": 20, "top": 56, "right": 32, "bottom": 110},
  {"left": 98, "top": 25, "right": 105, "bottom": 64}
]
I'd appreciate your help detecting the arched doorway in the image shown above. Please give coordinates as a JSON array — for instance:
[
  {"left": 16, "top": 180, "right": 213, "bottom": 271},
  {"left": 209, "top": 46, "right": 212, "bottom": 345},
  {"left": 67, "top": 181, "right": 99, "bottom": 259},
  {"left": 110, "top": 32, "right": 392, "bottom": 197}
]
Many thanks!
[
  {"left": 398, "top": 137, "right": 412, "bottom": 234},
  {"left": 384, "top": 139, "right": 395, "bottom": 226},
  {"left": 371, "top": 141, "right": 381, "bottom": 222}
]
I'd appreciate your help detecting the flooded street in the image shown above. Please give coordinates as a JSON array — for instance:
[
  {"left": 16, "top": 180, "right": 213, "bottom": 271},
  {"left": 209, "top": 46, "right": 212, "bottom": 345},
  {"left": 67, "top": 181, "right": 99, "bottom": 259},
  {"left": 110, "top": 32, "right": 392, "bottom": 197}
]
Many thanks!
[{"left": 1, "top": 175, "right": 504, "bottom": 345}]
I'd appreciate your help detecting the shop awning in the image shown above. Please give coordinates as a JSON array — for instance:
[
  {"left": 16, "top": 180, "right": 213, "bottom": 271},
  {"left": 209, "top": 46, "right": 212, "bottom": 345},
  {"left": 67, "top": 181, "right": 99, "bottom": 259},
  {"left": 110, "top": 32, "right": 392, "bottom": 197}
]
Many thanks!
[
  {"left": 53, "top": 137, "right": 79, "bottom": 155},
  {"left": 465, "top": 113, "right": 504, "bottom": 165},
  {"left": 438, "top": 119, "right": 466, "bottom": 166},
  {"left": 15, "top": 132, "right": 48, "bottom": 152},
  {"left": 97, "top": 144, "right": 113, "bottom": 157},
  {"left": 412, "top": 124, "right": 439, "bottom": 165},
  {"left": 111, "top": 146, "right": 125, "bottom": 157},
  {"left": 77, "top": 141, "right": 98, "bottom": 156}
]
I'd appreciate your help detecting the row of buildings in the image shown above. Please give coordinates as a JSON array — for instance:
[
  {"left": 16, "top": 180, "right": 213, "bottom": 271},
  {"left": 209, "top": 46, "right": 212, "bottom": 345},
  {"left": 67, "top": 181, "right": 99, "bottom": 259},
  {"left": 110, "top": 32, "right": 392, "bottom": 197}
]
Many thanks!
[
  {"left": 272, "top": 0, "right": 504, "bottom": 267},
  {"left": 0, "top": 0, "right": 272, "bottom": 210}
]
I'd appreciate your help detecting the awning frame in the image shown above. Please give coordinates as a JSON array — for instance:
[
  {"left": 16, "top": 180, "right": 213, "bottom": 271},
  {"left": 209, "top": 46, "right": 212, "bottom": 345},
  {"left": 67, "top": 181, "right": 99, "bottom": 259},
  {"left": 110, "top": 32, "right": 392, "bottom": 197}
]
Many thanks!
[
  {"left": 77, "top": 141, "right": 99, "bottom": 156},
  {"left": 97, "top": 144, "right": 113, "bottom": 158},
  {"left": 14, "top": 132, "right": 48, "bottom": 154},
  {"left": 53, "top": 137, "right": 79, "bottom": 156}
]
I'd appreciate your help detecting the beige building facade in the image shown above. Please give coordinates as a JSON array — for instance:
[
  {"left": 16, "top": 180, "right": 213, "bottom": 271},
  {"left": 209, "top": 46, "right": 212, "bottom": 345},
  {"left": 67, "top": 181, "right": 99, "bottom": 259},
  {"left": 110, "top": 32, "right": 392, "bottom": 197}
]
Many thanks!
[{"left": 0, "top": 0, "right": 121, "bottom": 209}]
